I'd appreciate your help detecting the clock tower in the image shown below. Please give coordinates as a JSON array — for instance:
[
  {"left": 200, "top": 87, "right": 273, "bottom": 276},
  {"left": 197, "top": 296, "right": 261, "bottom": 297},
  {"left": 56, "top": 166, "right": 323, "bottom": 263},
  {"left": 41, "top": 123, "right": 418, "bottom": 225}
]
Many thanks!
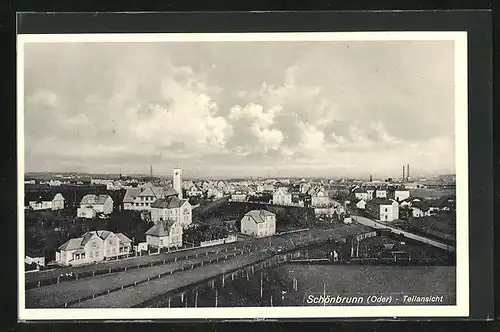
[{"left": 173, "top": 167, "right": 182, "bottom": 199}]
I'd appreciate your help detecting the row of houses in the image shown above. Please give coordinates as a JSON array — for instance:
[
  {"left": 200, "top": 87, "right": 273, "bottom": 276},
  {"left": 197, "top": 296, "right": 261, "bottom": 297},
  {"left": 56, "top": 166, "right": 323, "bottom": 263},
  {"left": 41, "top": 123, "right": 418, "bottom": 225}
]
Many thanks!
[
  {"left": 352, "top": 185, "right": 410, "bottom": 202},
  {"left": 55, "top": 208, "right": 275, "bottom": 266},
  {"left": 229, "top": 185, "right": 333, "bottom": 208}
]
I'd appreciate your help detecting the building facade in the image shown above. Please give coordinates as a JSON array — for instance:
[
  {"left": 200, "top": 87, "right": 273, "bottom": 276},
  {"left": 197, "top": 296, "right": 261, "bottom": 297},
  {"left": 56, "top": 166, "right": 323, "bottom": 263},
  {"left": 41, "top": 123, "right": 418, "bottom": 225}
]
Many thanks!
[
  {"left": 145, "top": 220, "right": 183, "bottom": 249},
  {"left": 28, "top": 193, "right": 65, "bottom": 211},
  {"left": 272, "top": 187, "right": 292, "bottom": 205},
  {"left": 240, "top": 210, "right": 276, "bottom": 238},
  {"left": 365, "top": 198, "right": 399, "bottom": 222},
  {"left": 55, "top": 230, "right": 132, "bottom": 266},
  {"left": 78, "top": 194, "right": 113, "bottom": 215},
  {"left": 150, "top": 196, "right": 193, "bottom": 228},
  {"left": 123, "top": 185, "right": 178, "bottom": 211}
]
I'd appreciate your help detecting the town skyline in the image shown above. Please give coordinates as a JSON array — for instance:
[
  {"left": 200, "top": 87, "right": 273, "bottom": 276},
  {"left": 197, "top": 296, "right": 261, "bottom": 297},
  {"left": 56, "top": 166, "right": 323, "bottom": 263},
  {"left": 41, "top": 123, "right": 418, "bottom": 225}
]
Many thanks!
[{"left": 23, "top": 40, "right": 456, "bottom": 177}]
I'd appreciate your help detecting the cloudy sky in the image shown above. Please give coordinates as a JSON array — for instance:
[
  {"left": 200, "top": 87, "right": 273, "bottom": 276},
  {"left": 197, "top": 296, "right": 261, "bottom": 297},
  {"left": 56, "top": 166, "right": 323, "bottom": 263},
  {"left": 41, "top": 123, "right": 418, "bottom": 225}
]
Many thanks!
[{"left": 23, "top": 40, "right": 455, "bottom": 178}]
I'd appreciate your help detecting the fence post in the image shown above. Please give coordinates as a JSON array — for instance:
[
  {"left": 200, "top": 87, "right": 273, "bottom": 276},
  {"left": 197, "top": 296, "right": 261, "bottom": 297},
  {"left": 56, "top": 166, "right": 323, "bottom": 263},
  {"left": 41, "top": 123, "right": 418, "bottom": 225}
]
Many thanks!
[
  {"left": 76, "top": 274, "right": 78, "bottom": 280},
  {"left": 37, "top": 281, "right": 41, "bottom": 288},
  {"left": 109, "top": 268, "right": 111, "bottom": 274},
  {"left": 57, "top": 276, "right": 60, "bottom": 284}
]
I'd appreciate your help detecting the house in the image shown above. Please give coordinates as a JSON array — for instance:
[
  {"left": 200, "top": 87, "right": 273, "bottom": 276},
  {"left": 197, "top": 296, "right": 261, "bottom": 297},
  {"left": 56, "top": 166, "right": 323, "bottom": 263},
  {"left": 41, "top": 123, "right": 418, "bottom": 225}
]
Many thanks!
[
  {"left": 186, "top": 184, "right": 204, "bottom": 198},
  {"left": 123, "top": 185, "right": 178, "bottom": 211},
  {"left": 207, "top": 185, "right": 223, "bottom": 199},
  {"left": 28, "top": 192, "right": 65, "bottom": 211},
  {"left": 356, "top": 199, "right": 367, "bottom": 210},
  {"left": 410, "top": 199, "right": 429, "bottom": 218},
  {"left": 55, "top": 230, "right": 132, "bottom": 266},
  {"left": 25, "top": 256, "right": 45, "bottom": 268},
  {"left": 366, "top": 186, "right": 376, "bottom": 200},
  {"left": 223, "top": 183, "right": 236, "bottom": 194},
  {"left": 240, "top": 210, "right": 276, "bottom": 238},
  {"left": 353, "top": 188, "right": 369, "bottom": 201},
  {"left": 145, "top": 220, "right": 183, "bottom": 249},
  {"left": 272, "top": 187, "right": 292, "bottom": 205},
  {"left": 150, "top": 196, "right": 193, "bottom": 228},
  {"left": 231, "top": 192, "right": 248, "bottom": 202},
  {"left": 48, "top": 180, "right": 62, "bottom": 187},
  {"left": 375, "top": 188, "right": 388, "bottom": 198},
  {"left": 365, "top": 198, "right": 399, "bottom": 222},
  {"left": 394, "top": 189, "right": 410, "bottom": 202},
  {"left": 310, "top": 187, "right": 331, "bottom": 207},
  {"left": 78, "top": 194, "right": 113, "bottom": 217}
]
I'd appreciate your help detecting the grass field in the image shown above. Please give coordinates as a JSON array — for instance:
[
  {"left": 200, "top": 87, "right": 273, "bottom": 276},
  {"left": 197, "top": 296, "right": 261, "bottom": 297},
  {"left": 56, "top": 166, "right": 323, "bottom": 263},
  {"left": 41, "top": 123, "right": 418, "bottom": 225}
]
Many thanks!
[{"left": 26, "top": 248, "right": 244, "bottom": 308}]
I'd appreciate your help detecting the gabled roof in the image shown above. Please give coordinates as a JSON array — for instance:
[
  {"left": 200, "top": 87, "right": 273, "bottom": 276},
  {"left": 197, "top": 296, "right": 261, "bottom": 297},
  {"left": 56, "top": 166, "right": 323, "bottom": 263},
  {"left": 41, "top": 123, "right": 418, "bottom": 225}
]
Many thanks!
[
  {"left": 123, "top": 187, "right": 141, "bottom": 203},
  {"left": 58, "top": 238, "right": 84, "bottom": 251},
  {"left": 80, "top": 194, "right": 112, "bottom": 205},
  {"left": 151, "top": 196, "right": 188, "bottom": 209},
  {"left": 274, "top": 187, "right": 289, "bottom": 195},
  {"left": 244, "top": 210, "right": 275, "bottom": 223},
  {"left": 145, "top": 220, "right": 177, "bottom": 237},
  {"left": 28, "top": 192, "right": 59, "bottom": 202},
  {"left": 367, "top": 198, "right": 395, "bottom": 206},
  {"left": 115, "top": 232, "right": 132, "bottom": 243}
]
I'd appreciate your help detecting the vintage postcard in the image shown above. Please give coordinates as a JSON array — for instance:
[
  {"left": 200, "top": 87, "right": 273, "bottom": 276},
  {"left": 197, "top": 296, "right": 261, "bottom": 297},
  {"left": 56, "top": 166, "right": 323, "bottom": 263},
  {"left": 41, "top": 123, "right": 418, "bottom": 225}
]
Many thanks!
[{"left": 18, "top": 31, "right": 468, "bottom": 320}]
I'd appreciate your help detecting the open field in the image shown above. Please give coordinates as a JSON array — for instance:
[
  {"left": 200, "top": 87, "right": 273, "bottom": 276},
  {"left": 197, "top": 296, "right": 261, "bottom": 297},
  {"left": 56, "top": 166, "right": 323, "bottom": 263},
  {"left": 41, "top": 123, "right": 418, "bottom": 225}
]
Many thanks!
[
  {"left": 26, "top": 248, "right": 248, "bottom": 308},
  {"left": 143, "top": 264, "right": 456, "bottom": 307}
]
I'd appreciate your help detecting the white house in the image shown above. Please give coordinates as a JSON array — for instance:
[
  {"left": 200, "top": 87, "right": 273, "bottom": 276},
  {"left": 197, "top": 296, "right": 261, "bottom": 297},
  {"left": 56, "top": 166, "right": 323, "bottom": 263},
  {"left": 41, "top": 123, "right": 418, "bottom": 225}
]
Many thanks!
[
  {"left": 28, "top": 193, "right": 65, "bottom": 211},
  {"left": 231, "top": 192, "right": 248, "bottom": 202},
  {"left": 145, "top": 220, "right": 183, "bottom": 249},
  {"left": 123, "top": 185, "right": 177, "bottom": 211},
  {"left": 356, "top": 199, "right": 367, "bottom": 210},
  {"left": 78, "top": 194, "right": 113, "bottom": 217},
  {"left": 150, "top": 196, "right": 193, "bottom": 229},
  {"left": 375, "top": 189, "right": 388, "bottom": 198},
  {"left": 365, "top": 198, "right": 399, "bottom": 222},
  {"left": 207, "top": 185, "right": 223, "bottom": 199},
  {"left": 186, "top": 184, "right": 204, "bottom": 198},
  {"left": 48, "top": 180, "right": 62, "bottom": 187},
  {"left": 366, "top": 187, "right": 376, "bottom": 200},
  {"left": 310, "top": 187, "right": 332, "bottom": 207},
  {"left": 240, "top": 210, "right": 276, "bottom": 238},
  {"left": 394, "top": 189, "right": 410, "bottom": 202},
  {"left": 55, "top": 230, "right": 132, "bottom": 266},
  {"left": 273, "top": 187, "right": 292, "bottom": 205},
  {"left": 353, "top": 189, "right": 369, "bottom": 201}
]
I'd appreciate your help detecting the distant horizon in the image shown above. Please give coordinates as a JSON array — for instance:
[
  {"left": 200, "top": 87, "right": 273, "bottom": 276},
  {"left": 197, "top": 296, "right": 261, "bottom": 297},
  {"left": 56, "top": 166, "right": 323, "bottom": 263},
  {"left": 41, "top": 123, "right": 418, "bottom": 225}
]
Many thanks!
[{"left": 24, "top": 169, "right": 456, "bottom": 181}]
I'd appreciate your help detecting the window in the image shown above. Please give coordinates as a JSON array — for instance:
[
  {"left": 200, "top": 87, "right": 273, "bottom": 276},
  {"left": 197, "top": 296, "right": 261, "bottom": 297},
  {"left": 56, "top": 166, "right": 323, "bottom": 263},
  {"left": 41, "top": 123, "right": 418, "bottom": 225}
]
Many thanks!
[
  {"left": 385, "top": 208, "right": 388, "bottom": 212},
  {"left": 95, "top": 251, "right": 99, "bottom": 257},
  {"left": 160, "top": 239, "right": 163, "bottom": 245},
  {"left": 92, "top": 241, "right": 96, "bottom": 248},
  {"left": 81, "top": 253, "right": 86, "bottom": 259},
  {"left": 112, "top": 248, "right": 116, "bottom": 254},
  {"left": 90, "top": 251, "right": 93, "bottom": 258},
  {"left": 107, "top": 249, "right": 110, "bottom": 255}
]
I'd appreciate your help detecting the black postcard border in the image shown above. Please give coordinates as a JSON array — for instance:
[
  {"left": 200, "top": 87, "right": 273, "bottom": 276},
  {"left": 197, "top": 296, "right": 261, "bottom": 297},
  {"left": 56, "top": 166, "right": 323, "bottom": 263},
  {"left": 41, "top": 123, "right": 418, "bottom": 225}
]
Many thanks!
[{"left": 10, "top": 10, "right": 494, "bottom": 324}]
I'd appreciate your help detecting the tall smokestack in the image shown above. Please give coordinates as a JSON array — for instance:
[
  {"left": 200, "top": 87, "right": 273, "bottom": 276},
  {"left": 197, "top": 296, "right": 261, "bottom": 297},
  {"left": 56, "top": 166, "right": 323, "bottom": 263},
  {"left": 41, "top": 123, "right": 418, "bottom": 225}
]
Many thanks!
[
  {"left": 150, "top": 165, "right": 153, "bottom": 179},
  {"left": 402, "top": 165, "right": 405, "bottom": 183},
  {"left": 407, "top": 164, "right": 410, "bottom": 180},
  {"left": 369, "top": 175, "right": 372, "bottom": 182}
]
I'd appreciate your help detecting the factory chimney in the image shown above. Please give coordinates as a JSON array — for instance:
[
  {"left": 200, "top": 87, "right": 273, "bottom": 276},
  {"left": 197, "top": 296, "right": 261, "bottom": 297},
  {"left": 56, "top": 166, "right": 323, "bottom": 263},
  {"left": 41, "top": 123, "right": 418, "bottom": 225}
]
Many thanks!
[
  {"left": 407, "top": 164, "right": 410, "bottom": 180},
  {"left": 369, "top": 175, "right": 373, "bottom": 182},
  {"left": 150, "top": 165, "right": 153, "bottom": 180},
  {"left": 402, "top": 165, "right": 405, "bottom": 183}
]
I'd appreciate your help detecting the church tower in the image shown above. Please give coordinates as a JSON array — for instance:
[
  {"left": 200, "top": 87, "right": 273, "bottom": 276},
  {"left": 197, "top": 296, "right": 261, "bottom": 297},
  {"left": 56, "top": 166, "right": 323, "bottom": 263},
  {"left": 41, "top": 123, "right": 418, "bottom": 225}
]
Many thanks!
[{"left": 173, "top": 167, "right": 183, "bottom": 199}]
